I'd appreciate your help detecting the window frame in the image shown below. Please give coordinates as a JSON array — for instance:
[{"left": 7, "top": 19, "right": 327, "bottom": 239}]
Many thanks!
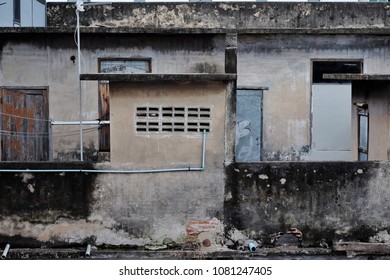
[
  {"left": 357, "top": 106, "right": 369, "bottom": 161},
  {"left": 98, "top": 57, "right": 152, "bottom": 75}
]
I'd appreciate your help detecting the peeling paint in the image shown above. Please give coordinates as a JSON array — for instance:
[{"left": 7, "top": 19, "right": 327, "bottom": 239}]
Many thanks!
[
  {"left": 259, "top": 174, "right": 269, "bottom": 180},
  {"left": 0, "top": 216, "right": 150, "bottom": 246}
]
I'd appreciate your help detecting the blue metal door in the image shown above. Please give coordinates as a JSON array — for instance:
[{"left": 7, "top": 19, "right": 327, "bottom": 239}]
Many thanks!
[{"left": 235, "top": 89, "right": 262, "bottom": 162}]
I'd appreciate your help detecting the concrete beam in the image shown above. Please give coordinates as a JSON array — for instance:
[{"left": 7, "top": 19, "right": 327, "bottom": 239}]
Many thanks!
[
  {"left": 80, "top": 73, "right": 237, "bottom": 82},
  {"left": 2, "top": 27, "right": 390, "bottom": 36},
  {"left": 324, "top": 73, "right": 390, "bottom": 81}
]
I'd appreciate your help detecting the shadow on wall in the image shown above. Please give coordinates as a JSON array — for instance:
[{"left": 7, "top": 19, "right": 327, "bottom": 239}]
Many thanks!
[{"left": 0, "top": 162, "right": 96, "bottom": 247}]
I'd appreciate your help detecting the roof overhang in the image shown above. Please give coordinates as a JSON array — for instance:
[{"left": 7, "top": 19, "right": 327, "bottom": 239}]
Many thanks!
[{"left": 80, "top": 73, "right": 237, "bottom": 82}]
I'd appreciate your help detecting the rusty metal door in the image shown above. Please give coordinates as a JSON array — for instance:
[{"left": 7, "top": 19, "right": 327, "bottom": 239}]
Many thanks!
[{"left": 0, "top": 88, "right": 49, "bottom": 161}]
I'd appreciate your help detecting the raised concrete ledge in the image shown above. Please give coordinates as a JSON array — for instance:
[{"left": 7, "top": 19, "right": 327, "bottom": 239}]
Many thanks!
[
  {"left": 333, "top": 242, "right": 390, "bottom": 257},
  {"left": 323, "top": 73, "right": 390, "bottom": 81},
  {"left": 2, "top": 27, "right": 390, "bottom": 36},
  {"left": 80, "top": 73, "right": 237, "bottom": 82}
]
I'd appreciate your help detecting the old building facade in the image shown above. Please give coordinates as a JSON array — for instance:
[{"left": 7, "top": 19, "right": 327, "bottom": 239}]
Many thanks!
[{"left": 1, "top": 2, "right": 390, "bottom": 248}]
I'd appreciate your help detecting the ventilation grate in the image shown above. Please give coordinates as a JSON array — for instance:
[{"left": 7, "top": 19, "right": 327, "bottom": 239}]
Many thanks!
[{"left": 136, "top": 106, "right": 211, "bottom": 133}]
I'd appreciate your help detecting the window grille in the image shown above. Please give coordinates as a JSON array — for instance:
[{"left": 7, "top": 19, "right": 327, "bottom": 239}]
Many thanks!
[{"left": 135, "top": 106, "right": 211, "bottom": 133}]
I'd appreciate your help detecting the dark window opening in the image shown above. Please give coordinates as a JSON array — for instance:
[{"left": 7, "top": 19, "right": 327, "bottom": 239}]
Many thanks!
[
  {"left": 13, "top": 0, "right": 21, "bottom": 26},
  {"left": 312, "top": 61, "right": 363, "bottom": 84},
  {"left": 357, "top": 104, "right": 369, "bottom": 161}
]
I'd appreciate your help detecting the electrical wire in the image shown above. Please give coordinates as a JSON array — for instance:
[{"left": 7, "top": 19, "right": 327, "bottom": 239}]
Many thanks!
[
  {"left": 0, "top": 111, "right": 51, "bottom": 122},
  {"left": 0, "top": 127, "right": 98, "bottom": 136},
  {"left": 0, "top": 127, "right": 99, "bottom": 138},
  {"left": 0, "top": 112, "right": 107, "bottom": 125}
]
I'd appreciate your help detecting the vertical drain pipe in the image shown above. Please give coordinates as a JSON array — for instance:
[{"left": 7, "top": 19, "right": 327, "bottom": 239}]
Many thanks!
[
  {"left": 1, "top": 244, "right": 10, "bottom": 259},
  {"left": 202, "top": 129, "right": 206, "bottom": 169},
  {"left": 85, "top": 244, "right": 91, "bottom": 257}
]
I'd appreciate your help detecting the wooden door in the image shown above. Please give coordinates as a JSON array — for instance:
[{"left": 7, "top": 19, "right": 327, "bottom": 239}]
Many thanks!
[{"left": 0, "top": 87, "right": 49, "bottom": 161}]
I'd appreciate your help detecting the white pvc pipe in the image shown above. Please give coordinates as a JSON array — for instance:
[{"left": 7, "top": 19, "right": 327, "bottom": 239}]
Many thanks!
[
  {"left": 85, "top": 244, "right": 91, "bottom": 257},
  {"left": 248, "top": 242, "right": 256, "bottom": 252},
  {"left": 202, "top": 129, "right": 206, "bottom": 168},
  {"left": 0, "top": 167, "right": 202, "bottom": 173},
  {"left": 51, "top": 120, "right": 110, "bottom": 126},
  {"left": 0, "top": 131, "right": 206, "bottom": 174},
  {"left": 76, "top": 7, "right": 83, "bottom": 161},
  {"left": 1, "top": 244, "right": 10, "bottom": 259}
]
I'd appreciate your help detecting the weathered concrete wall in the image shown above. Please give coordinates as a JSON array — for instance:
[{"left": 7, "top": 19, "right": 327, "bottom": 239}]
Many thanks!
[
  {"left": 0, "top": 34, "right": 97, "bottom": 161},
  {"left": 109, "top": 81, "right": 226, "bottom": 168},
  {"left": 225, "top": 161, "right": 390, "bottom": 245},
  {"left": 90, "top": 170, "right": 225, "bottom": 243},
  {"left": 237, "top": 34, "right": 390, "bottom": 160},
  {"left": 0, "top": 162, "right": 96, "bottom": 247},
  {"left": 4, "top": 32, "right": 390, "bottom": 161},
  {"left": 0, "top": 78, "right": 235, "bottom": 247},
  {"left": 0, "top": 165, "right": 225, "bottom": 247},
  {"left": 0, "top": 33, "right": 225, "bottom": 161},
  {"left": 2, "top": 2, "right": 390, "bottom": 248},
  {"left": 46, "top": 2, "right": 390, "bottom": 31},
  {"left": 2, "top": 160, "right": 390, "bottom": 247},
  {"left": 4, "top": 3, "right": 390, "bottom": 162}
]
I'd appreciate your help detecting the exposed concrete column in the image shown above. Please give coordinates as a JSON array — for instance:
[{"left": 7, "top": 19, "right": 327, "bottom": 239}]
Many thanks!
[
  {"left": 225, "top": 33, "right": 237, "bottom": 74},
  {"left": 224, "top": 33, "right": 238, "bottom": 164}
]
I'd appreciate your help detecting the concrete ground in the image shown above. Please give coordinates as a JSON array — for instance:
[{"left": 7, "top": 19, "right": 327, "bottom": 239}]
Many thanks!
[{"left": 2, "top": 244, "right": 390, "bottom": 260}]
